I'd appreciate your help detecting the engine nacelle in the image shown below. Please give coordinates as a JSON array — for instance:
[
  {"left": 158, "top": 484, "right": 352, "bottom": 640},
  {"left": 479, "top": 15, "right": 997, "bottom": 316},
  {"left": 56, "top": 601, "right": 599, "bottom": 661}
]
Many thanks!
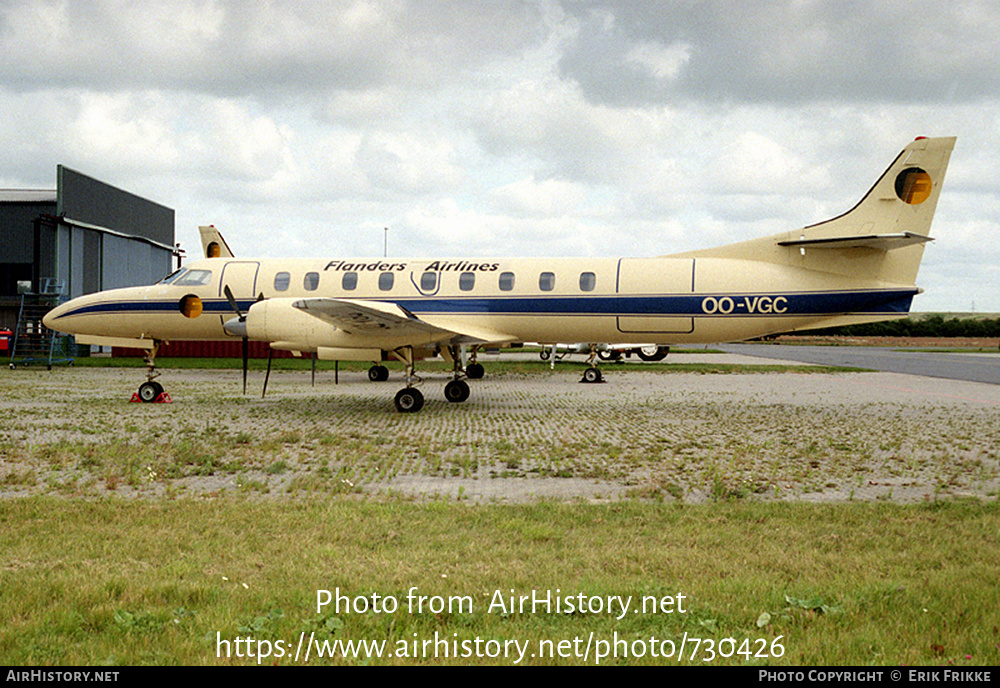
[
  {"left": 243, "top": 298, "right": 339, "bottom": 350},
  {"left": 233, "top": 297, "right": 443, "bottom": 352}
]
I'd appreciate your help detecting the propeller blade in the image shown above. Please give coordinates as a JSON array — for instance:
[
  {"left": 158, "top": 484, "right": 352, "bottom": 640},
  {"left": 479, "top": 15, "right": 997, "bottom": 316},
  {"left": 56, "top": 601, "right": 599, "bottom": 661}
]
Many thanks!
[
  {"left": 242, "top": 335, "right": 249, "bottom": 395},
  {"left": 223, "top": 284, "right": 244, "bottom": 320},
  {"left": 262, "top": 348, "right": 273, "bottom": 399}
]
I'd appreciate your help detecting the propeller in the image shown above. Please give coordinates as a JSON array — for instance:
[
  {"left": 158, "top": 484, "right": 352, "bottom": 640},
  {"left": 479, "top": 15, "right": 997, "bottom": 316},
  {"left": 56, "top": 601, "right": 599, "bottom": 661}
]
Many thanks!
[
  {"left": 262, "top": 348, "right": 273, "bottom": 399},
  {"left": 223, "top": 284, "right": 249, "bottom": 395}
]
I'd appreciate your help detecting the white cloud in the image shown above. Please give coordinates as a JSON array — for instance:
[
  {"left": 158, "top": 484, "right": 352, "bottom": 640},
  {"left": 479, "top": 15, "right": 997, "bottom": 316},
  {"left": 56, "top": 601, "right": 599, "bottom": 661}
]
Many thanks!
[
  {"left": 626, "top": 41, "right": 691, "bottom": 81},
  {"left": 65, "top": 92, "right": 181, "bottom": 172},
  {"left": 490, "top": 176, "right": 587, "bottom": 216}
]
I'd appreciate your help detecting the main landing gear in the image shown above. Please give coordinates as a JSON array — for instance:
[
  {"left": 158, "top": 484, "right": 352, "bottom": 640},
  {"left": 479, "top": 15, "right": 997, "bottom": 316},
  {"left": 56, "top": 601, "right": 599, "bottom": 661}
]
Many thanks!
[
  {"left": 390, "top": 346, "right": 425, "bottom": 413},
  {"left": 465, "top": 345, "right": 484, "bottom": 379},
  {"left": 394, "top": 387, "right": 424, "bottom": 413},
  {"left": 132, "top": 340, "right": 171, "bottom": 403},
  {"left": 389, "top": 345, "right": 478, "bottom": 413},
  {"left": 443, "top": 345, "right": 471, "bottom": 403},
  {"left": 367, "top": 363, "right": 390, "bottom": 382},
  {"left": 444, "top": 378, "right": 470, "bottom": 402}
]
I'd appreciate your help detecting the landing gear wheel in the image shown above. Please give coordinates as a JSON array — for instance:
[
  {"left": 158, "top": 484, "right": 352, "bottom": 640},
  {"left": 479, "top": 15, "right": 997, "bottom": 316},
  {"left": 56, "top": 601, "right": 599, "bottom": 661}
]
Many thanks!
[
  {"left": 394, "top": 387, "right": 425, "bottom": 413},
  {"left": 466, "top": 362, "right": 485, "bottom": 379},
  {"left": 598, "top": 350, "right": 621, "bottom": 361},
  {"left": 444, "top": 379, "right": 470, "bottom": 403},
  {"left": 539, "top": 349, "right": 551, "bottom": 361},
  {"left": 582, "top": 367, "right": 603, "bottom": 383},
  {"left": 637, "top": 345, "right": 669, "bottom": 362},
  {"left": 368, "top": 364, "right": 389, "bottom": 382},
  {"left": 138, "top": 381, "right": 164, "bottom": 403}
]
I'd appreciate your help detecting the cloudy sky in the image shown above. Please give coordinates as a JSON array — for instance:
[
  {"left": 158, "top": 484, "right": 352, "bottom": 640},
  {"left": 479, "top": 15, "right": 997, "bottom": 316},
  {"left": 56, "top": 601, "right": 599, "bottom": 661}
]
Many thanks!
[{"left": 2, "top": 0, "right": 998, "bottom": 311}]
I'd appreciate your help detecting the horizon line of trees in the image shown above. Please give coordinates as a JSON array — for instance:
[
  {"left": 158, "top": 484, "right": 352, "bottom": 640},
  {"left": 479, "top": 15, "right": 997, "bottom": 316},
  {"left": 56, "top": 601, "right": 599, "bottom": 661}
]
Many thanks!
[{"left": 804, "top": 314, "right": 1000, "bottom": 338}]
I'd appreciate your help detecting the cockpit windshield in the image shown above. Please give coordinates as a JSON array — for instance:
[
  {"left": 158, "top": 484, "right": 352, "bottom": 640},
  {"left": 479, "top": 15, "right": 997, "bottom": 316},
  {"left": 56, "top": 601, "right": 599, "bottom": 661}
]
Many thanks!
[
  {"left": 174, "top": 269, "right": 213, "bottom": 286},
  {"left": 157, "top": 268, "right": 213, "bottom": 286},
  {"left": 157, "top": 268, "right": 186, "bottom": 284}
]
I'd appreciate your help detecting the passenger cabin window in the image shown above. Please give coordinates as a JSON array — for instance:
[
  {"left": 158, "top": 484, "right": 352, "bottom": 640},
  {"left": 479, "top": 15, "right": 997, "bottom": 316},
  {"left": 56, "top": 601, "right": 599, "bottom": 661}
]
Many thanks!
[
  {"left": 304, "top": 272, "right": 319, "bottom": 291},
  {"left": 499, "top": 272, "right": 515, "bottom": 292},
  {"left": 174, "top": 269, "right": 212, "bottom": 286},
  {"left": 459, "top": 272, "right": 476, "bottom": 291},
  {"left": 274, "top": 272, "right": 290, "bottom": 291},
  {"left": 539, "top": 271, "right": 555, "bottom": 291},
  {"left": 379, "top": 272, "right": 394, "bottom": 291},
  {"left": 579, "top": 272, "right": 596, "bottom": 292},
  {"left": 342, "top": 272, "right": 358, "bottom": 290},
  {"left": 420, "top": 271, "right": 438, "bottom": 291}
]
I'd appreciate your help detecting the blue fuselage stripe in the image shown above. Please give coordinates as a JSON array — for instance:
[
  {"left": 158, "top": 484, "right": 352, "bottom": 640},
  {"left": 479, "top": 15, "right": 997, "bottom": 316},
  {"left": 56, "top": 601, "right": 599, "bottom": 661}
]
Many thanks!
[{"left": 54, "top": 289, "right": 916, "bottom": 319}]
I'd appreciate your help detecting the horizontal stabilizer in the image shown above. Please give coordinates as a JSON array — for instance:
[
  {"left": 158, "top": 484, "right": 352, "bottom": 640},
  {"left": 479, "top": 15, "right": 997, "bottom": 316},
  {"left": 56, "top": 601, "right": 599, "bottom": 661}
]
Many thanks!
[{"left": 777, "top": 232, "right": 933, "bottom": 250}]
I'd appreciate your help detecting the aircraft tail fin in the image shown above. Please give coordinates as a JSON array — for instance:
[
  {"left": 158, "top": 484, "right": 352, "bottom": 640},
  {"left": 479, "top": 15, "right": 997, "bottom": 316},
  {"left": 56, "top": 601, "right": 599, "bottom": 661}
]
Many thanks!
[
  {"left": 786, "top": 135, "right": 955, "bottom": 285},
  {"left": 199, "top": 225, "right": 235, "bottom": 258},
  {"left": 677, "top": 137, "right": 956, "bottom": 287}
]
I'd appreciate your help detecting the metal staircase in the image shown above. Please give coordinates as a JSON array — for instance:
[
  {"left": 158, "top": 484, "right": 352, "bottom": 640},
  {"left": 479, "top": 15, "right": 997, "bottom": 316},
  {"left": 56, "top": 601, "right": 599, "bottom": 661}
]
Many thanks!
[{"left": 8, "top": 279, "right": 74, "bottom": 369}]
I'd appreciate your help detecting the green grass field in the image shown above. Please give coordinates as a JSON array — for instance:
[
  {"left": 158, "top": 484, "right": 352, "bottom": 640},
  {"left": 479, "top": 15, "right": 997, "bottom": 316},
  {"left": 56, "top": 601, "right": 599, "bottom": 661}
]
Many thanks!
[{"left": 1, "top": 498, "right": 997, "bottom": 665}]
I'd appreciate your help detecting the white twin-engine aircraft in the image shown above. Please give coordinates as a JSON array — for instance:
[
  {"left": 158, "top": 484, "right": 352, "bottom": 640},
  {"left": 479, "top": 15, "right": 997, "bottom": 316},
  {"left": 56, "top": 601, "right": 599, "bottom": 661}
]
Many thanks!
[{"left": 45, "top": 136, "right": 955, "bottom": 412}]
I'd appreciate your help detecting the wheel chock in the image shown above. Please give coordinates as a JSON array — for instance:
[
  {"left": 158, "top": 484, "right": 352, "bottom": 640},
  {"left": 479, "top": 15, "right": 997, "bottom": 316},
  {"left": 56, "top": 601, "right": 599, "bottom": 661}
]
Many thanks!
[{"left": 129, "top": 392, "right": 173, "bottom": 403}]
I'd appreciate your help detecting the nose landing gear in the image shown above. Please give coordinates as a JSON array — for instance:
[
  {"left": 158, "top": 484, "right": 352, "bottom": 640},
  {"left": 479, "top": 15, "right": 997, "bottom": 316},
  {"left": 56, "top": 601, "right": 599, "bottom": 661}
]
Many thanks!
[
  {"left": 580, "top": 344, "right": 605, "bottom": 384},
  {"left": 131, "top": 341, "right": 172, "bottom": 403}
]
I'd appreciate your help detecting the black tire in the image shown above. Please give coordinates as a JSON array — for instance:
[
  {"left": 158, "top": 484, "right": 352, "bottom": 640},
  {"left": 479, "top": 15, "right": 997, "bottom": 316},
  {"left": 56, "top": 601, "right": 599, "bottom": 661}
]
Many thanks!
[
  {"left": 394, "top": 388, "right": 424, "bottom": 413},
  {"left": 598, "top": 350, "right": 621, "bottom": 361},
  {"left": 466, "top": 362, "right": 485, "bottom": 379},
  {"left": 138, "top": 381, "right": 163, "bottom": 403},
  {"left": 582, "top": 367, "right": 602, "bottom": 383},
  {"left": 637, "top": 345, "right": 669, "bottom": 362},
  {"left": 539, "top": 349, "right": 551, "bottom": 360},
  {"left": 444, "top": 379, "right": 470, "bottom": 403},
  {"left": 368, "top": 365, "right": 389, "bottom": 382}
]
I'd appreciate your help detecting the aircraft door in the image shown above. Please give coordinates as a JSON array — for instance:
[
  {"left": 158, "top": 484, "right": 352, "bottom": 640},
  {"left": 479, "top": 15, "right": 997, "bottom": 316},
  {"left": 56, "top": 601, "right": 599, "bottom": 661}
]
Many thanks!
[
  {"left": 616, "top": 258, "right": 695, "bottom": 335},
  {"left": 217, "top": 261, "right": 261, "bottom": 332}
]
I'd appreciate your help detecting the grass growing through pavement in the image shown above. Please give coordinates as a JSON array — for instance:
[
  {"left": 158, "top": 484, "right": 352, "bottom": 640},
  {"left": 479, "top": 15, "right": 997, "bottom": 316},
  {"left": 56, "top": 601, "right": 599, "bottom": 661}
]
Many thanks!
[
  {"left": 2, "top": 365, "right": 997, "bottom": 503},
  {"left": 0, "top": 497, "right": 996, "bottom": 666}
]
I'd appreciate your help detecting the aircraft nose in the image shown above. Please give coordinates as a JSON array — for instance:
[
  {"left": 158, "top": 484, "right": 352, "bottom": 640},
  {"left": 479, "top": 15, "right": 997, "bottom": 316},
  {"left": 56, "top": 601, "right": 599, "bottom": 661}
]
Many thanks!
[
  {"left": 42, "top": 300, "right": 72, "bottom": 331},
  {"left": 224, "top": 317, "right": 247, "bottom": 338}
]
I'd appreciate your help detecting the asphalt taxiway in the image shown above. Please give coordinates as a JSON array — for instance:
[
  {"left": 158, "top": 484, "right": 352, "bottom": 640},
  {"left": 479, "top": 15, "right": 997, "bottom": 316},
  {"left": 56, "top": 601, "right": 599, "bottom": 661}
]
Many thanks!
[{"left": 717, "top": 343, "right": 1000, "bottom": 385}]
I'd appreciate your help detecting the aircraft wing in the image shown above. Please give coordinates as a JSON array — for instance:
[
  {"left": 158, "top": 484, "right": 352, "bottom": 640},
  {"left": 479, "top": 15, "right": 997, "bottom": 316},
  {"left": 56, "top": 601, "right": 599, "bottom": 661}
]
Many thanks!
[{"left": 291, "top": 297, "right": 515, "bottom": 345}]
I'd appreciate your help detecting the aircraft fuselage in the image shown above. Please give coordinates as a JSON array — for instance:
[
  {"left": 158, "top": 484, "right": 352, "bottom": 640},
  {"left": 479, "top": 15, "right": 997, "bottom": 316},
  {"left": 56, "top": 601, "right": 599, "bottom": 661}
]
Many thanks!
[{"left": 45, "top": 253, "right": 916, "bottom": 351}]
